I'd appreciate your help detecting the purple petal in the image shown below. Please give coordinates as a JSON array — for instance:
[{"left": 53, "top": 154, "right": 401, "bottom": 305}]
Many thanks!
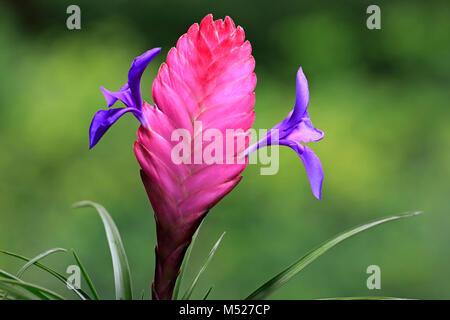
[
  {"left": 242, "top": 67, "right": 323, "bottom": 200},
  {"left": 245, "top": 112, "right": 323, "bottom": 156},
  {"left": 127, "top": 47, "right": 161, "bottom": 110},
  {"left": 288, "top": 67, "right": 310, "bottom": 125},
  {"left": 282, "top": 142, "right": 323, "bottom": 200},
  {"left": 100, "top": 48, "right": 161, "bottom": 111},
  {"left": 90, "top": 48, "right": 161, "bottom": 149},
  {"left": 100, "top": 84, "right": 133, "bottom": 108},
  {"left": 89, "top": 107, "right": 142, "bottom": 149},
  {"left": 285, "top": 113, "right": 324, "bottom": 143}
]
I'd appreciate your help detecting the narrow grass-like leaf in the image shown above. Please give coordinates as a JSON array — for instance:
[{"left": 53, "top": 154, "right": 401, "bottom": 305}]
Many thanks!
[
  {"left": 0, "top": 269, "right": 49, "bottom": 299},
  {"left": 0, "top": 269, "right": 35, "bottom": 300},
  {"left": 0, "top": 249, "right": 90, "bottom": 300},
  {"left": 0, "top": 290, "right": 16, "bottom": 300},
  {"left": 0, "top": 282, "right": 34, "bottom": 300},
  {"left": 182, "top": 232, "right": 225, "bottom": 300},
  {"left": 72, "top": 250, "right": 100, "bottom": 300},
  {"left": 73, "top": 200, "right": 132, "bottom": 300},
  {"left": 0, "top": 269, "right": 24, "bottom": 281},
  {"left": 173, "top": 224, "right": 201, "bottom": 300},
  {"left": 0, "top": 278, "right": 64, "bottom": 300},
  {"left": 5, "top": 249, "right": 66, "bottom": 302},
  {"left": 202, "top": 286, "right": 213, "bottom": 300},
  {"left": 17, "top": 248, "right": 67, "bottom": 278},
  {"left": 246, "top": 211, "right": 423, "bottom": 300},
  {"left": 1, "top": 269, "right": 48, "bottom": 300}
]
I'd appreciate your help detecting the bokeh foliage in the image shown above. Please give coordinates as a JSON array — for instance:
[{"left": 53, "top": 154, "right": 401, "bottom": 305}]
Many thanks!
[{"left": 0, "top": 0, "right": 449, "bottom": 299}]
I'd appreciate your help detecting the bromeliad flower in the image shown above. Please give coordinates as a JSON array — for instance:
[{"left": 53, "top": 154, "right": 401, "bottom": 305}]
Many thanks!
[
  {"left": 89, "top": 14, "right": 323, "bottom": 300},
  {"left": 90, "top": 15, "right": 256, "bottom": 300},
  {"left": 89, "top": 47, "right": 161, "bottom": 149},
  {"left": 135, "top": 15, "right": 257, "bottom": 300},
  {"left": 245, "top": 67, "right": 324, "bottom": 199}
]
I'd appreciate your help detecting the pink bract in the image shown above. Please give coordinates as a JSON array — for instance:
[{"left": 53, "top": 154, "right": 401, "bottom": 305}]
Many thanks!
[{"left": 134, "top": 14, "right": 256, "bottom": 300}]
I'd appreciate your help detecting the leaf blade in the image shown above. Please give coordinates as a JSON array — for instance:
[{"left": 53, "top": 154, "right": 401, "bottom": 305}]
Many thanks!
[
  {"left": 17, "top": 248, "right": 67, "bottom": 278},
  {"left": 0, "top": 269, "right": 45, "bottom": 300},
  {"left": 0, "top": 278, "right": 65, "bottom": 300},
  {"left": 73, "top": 200, "right": 132, "bottom": 300},
  {"left": 246, "top": 211, "right": 423, "bottom": 300},
  {"left": 182, "top": 232, "right": 225, "bottom": 300},
  {"left": 173, "top": 223, "right": 201, "bottom": 300},
  {"left": 202, "top": 286, "right": 213, "bottom": 300},
  {"left": 0, "top": 282, "right": 34, "bottom": 300},
  {"left": 0, "top": 249, "right": 91, "bottom": 300},
  {"left": 72, "top": 250, "right": 100, "bottom": 300}
]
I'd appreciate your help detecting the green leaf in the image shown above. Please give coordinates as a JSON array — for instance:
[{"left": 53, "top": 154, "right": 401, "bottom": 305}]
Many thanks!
[
  {"left": 72, "top": 250, "right": 100, "bottom": 300},
  {"left": 246, "top": 211, "right": 423, "bottom": 300},
  {"left": 0, "top": 282, "right": 34, "bottom": 300},
  {"left": 182, "top": 232, "right": 225, "bottom": 300},
  {"left": 0, "top": 278, "right": 65, "bottom": 300},
  {"left": 173, "top": 224, "right": 201, "bottom": 300},
  {"left": 4, "top": 248, "right": 66, "bottom": 301},
  {"left": 0, "top": 249, "right": 91, "bottom": 300},
  {"left": 73, "top": 200, "right": 132, "bottom": 300},
  {"left": 0, "top": 269, "right": 39, "bottom": 300},
  {"left": 202, "top": 286, "right": 213, "bottom": 300},
  {"left": 0, "top": 290, "right": 16, "bottom": 300},
  {"left": 17, "top": 248, "right": 67, "bottom": 278},
  {"left": 0, "top": 269, "right": 20, "bottom": 280}
]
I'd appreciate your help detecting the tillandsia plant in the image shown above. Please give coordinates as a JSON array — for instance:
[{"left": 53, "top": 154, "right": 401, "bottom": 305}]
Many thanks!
[
  {"left": 89, "top": 14, "right": 325, "bottom": 300},
  {"left": 0, "top": 14, "right": 422, "bottom": 301}
]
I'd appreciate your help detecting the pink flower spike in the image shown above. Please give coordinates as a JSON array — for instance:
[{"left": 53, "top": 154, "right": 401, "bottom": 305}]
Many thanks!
[{"left": 134, "top": 14, "right": 256, "bottom": 300}]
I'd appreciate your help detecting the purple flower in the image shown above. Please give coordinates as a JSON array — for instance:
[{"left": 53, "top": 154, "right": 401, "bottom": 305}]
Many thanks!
[
  {"left": 245, "top": 67, "right": 324, "bottom": 199},
  {"left": 89, "top": 47, "right": 161, "bottom": 149}
]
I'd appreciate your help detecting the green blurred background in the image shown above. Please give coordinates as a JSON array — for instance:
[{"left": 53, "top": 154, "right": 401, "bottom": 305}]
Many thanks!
[{"left": 0, "top": 0, "right": 449, "bottom": 299}]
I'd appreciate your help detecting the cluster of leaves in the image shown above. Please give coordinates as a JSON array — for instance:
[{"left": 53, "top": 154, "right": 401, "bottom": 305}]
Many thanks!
[{"left": 0, "top": 201, "right": 421, "bottom": 300}]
